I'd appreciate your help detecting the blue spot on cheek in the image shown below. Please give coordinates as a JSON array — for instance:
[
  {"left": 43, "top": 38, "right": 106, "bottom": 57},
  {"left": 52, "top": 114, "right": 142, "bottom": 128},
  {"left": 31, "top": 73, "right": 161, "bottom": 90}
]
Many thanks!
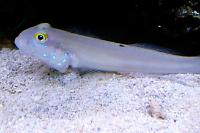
[
  {"left": 62, "top": 59, "right": 66, "bottom": 62},
  {"left": 43, "top": 53, "right": 47, "bottom": 57},
  {"left": 41, "top": 43, "right": 48, "bottom": 48},
  {"left": 52, "top": 55, "right": 56, "bottom": 59}
]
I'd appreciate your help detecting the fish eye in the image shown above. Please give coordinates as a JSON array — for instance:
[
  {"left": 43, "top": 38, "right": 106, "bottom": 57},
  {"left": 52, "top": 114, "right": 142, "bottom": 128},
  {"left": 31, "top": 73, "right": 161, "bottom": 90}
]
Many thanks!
[{"left": 34, "top": 32, "right": 48, "bottom": 43}]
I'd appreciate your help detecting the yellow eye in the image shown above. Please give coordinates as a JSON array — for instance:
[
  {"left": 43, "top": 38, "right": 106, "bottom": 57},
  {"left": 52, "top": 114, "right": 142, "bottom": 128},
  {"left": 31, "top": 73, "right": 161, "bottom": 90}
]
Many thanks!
[{"left": 34, "top": 32, "right": 48, "bottom": 43}]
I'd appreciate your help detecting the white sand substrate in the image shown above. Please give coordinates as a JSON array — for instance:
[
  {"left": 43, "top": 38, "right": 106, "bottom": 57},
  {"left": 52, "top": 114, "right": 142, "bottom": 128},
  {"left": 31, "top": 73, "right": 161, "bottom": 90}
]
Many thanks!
[{"left": 0, "top": 48, "right": 200, "bottom": 133}]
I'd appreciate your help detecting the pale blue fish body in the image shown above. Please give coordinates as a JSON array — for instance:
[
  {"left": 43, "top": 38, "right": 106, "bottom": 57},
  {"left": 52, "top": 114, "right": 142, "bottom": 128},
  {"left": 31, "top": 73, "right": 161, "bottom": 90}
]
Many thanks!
[{"left": 15, "top": 23, "right": 200, "bottom": 74}]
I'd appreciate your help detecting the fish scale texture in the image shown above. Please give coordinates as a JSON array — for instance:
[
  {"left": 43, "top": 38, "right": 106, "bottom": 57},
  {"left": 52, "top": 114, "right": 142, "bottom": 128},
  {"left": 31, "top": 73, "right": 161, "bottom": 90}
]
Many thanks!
[{"left": 0, "top": 48, "right": 200, "bottom": 133}]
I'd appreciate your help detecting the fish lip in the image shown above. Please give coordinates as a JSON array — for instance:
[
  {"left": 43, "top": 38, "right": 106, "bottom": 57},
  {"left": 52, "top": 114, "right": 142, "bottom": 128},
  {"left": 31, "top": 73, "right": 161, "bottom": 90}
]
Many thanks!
[
  {"left": 14, "top": 36, "right": 25, "bottom": 50},
  {"left": 14, "top": 37, "right": 30, "bottom": 55},
  {"left": 14, "top": 36, "right": 20, "bottom": 48}
]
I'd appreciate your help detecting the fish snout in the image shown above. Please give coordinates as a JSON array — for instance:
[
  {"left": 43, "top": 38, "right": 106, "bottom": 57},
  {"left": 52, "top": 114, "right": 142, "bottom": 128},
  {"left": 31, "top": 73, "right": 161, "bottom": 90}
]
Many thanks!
[
  {"left": 14, "top": 36, "right": 26, "bottom": 50},
  {"left": 15, "top": 36, "right": 21, "bottom": 48}
]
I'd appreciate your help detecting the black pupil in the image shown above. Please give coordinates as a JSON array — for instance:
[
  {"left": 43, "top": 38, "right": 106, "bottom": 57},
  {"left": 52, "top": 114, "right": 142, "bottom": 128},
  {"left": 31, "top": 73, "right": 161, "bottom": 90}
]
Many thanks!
[{"left": 38, "top": 35, "right": 44, "bottom": 40}]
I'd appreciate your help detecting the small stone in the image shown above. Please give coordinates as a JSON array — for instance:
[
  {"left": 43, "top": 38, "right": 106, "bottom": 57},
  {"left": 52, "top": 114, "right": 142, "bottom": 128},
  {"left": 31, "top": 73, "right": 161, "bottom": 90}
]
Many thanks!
[{"left": 147, "top": 99, "right": 166, "bottom": 120}]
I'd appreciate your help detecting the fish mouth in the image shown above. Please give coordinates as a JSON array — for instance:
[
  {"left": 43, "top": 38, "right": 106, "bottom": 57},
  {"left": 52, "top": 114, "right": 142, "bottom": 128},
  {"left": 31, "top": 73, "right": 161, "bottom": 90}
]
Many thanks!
[
  {"left": 15, "top": 36, "right": 26, "bottom": 50},
  {"left": 14, "top": 36, "right": 30, "bottom": 55},
  {"left": 14, "top": 36, "right": 22, "bottom": 49}
]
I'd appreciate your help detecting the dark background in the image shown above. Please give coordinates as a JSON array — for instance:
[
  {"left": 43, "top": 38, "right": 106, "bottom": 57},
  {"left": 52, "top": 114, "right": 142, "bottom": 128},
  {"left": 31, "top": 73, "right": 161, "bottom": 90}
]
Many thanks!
[{"left": 0, "top": 0, "right": 199, "bottom": 55}]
